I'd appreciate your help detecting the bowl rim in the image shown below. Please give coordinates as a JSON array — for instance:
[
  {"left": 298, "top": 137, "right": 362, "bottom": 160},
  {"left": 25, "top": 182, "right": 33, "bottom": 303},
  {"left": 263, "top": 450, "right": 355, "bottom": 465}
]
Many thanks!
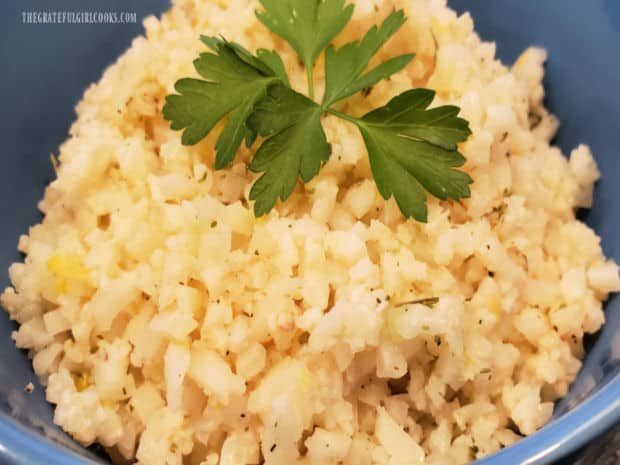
[
  {"left": 0, "top": 412, "right": 100, "bottom": 465},
  {"left": 474, "top": 372, "right": 620, "bottom": 464},
  {"left": 0, "top": 373, "right": 619, "bottom": 464}
]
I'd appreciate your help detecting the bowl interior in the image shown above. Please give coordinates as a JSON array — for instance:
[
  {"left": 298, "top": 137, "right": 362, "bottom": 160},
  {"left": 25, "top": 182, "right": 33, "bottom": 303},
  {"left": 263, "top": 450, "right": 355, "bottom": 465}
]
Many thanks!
[
  {"left": 1, "top": 0, "right": 619, "bottom": 464},
  {"left": 449, "top": 0, "right": 620, "bottom": 420},
  {"left": 0, "top": 0, "right": 170, "bottom": 462}
]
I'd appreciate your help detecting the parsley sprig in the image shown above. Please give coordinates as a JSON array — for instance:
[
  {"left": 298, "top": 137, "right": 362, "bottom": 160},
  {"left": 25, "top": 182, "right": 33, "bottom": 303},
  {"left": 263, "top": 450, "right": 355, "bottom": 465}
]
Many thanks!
[{"left": 163, "top": 1, "right": 473, "bottom": 222}]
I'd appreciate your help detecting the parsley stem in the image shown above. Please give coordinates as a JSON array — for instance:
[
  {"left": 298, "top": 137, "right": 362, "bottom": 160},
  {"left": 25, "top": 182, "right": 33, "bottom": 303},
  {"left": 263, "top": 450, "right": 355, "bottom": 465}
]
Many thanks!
[
  {"left": 306, "top": 67, "right": 315, "bottom": 100},
  {"left": 325, "top": 108, "right": 361, "bottom": 125}
]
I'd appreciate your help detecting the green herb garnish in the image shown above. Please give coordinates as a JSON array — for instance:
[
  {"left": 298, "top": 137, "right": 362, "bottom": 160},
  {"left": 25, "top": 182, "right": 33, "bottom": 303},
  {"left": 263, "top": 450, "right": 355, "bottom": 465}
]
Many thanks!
[
  {"left": 255, "top": 0, "right": 354, "bottom": 100},
  {"left": 247, "top": 85, "right": 329, "bottom": 216},
  {"left": 396, "top": 297, "right": 440, "bottom": 308},
  {"left": 322, "top": 10, "right": 412, "bottom": 106},
  {"left": 163, "top": 1, "right": 473, "bottom": 222},
  {"left": 163, "top": 36, "right": 286, "bottom": 169}
]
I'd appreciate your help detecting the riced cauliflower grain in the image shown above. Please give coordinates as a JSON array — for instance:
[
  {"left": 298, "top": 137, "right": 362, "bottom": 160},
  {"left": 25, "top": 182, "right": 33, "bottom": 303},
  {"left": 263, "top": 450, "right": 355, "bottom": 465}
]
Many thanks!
[{"left": 2, "top": 0, "right": 620, "bottom": 464}]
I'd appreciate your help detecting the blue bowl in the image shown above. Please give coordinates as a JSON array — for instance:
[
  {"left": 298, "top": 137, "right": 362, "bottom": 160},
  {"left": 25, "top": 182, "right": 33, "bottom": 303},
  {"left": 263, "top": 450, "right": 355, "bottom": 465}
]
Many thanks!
[{"left": 1, "top": 1, "right": 619, "bottom": 464}]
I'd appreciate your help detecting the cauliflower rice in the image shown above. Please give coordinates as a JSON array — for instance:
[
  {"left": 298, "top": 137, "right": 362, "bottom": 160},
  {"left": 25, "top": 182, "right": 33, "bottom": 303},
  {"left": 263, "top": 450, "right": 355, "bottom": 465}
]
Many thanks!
[{"left": 3, "top": 0, "right": 620, "bottom": 464}]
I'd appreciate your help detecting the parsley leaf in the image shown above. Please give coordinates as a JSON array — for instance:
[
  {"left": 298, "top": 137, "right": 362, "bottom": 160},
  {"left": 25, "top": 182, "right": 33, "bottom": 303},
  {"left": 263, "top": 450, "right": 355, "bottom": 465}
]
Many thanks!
[
  {"left": 361, "top": 88, "right": 471, "bottom": 150},
  {"left": 352, "top": 89, "right": 472, "bottom": 222},
  {"left": 256, "top": 49, "right": 291, "bottom": 86},
  {"left": 165, "top": 3, "right": 474, "bottom": 222},
  {"left": 163, "top": 36, "right": 286, "bottom": 169},
  {"left": 247, "top": 84, "right": 329, "bottom": 216},
  {"left": 323, "top": 10, "right": 414, "bottom": 106},
  {"left": 256, "top": 0, "right": 354, "bottom": 98}
]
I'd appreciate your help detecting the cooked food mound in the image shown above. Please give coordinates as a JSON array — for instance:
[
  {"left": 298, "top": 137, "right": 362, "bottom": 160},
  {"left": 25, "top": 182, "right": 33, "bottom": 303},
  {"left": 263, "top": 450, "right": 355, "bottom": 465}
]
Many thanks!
[{"left": 2, "top": 1, "right": 620, "bottom": 464}]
